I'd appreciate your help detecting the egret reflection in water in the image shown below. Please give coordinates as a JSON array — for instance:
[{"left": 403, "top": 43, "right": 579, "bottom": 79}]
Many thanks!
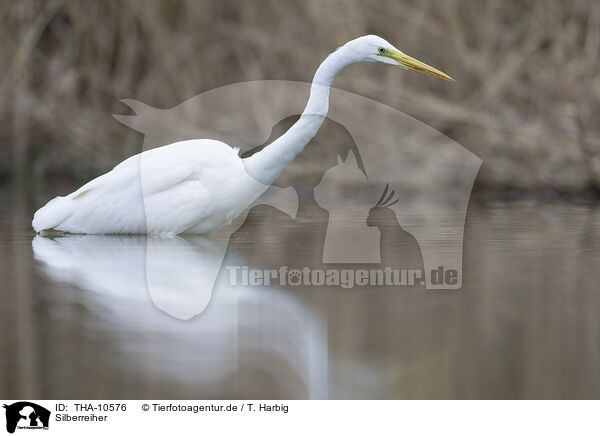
[
  {"left": 34, "top": 235, "right": 224, "bottom": 319},
  {"left": 32, "top": 234, "right": 330, "bottom": 398}
]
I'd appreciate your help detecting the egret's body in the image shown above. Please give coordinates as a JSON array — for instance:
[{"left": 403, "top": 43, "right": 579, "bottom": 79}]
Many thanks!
[
  {"left": 33, "top": 35, "right": 453, "bottom": 235},
  {"left": 33, "top": 140, "right": 266, "bottom": 234}
]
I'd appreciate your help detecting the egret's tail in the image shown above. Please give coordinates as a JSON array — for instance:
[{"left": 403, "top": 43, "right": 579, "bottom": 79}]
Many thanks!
[{"left": 32, "top": 196, "right": 73, "bottom": 232}]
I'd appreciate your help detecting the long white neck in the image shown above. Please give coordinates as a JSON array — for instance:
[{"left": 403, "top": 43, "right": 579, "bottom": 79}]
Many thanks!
[{"left": 243, "top": 48, "right": 354, "bottom": 185}]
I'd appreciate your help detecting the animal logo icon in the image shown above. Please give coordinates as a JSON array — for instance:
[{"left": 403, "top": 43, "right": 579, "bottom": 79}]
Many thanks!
[
  {"left": 314, "top": 150, "right": 381, "bottom": 263},
  {"left": 3, "top": 402, "right": 50, "bottom": 434},
  {"left": 315, "top": 153, "right": 425, "bottom": 272},
  {"left": 366, "top": 184, "right": 424, "bottom": 271},
  {"left": 114, "top": 80, "right": 481, "bottom": 291}
]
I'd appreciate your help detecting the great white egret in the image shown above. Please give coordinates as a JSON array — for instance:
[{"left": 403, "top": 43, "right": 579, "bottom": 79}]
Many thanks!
[{"left": 32, "top": 35, "right": 453, "bottom": 235}]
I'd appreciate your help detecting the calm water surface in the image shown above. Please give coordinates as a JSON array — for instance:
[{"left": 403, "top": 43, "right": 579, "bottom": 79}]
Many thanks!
[{"left": 1, "top": 188, "right": 599, "bottom": 399}]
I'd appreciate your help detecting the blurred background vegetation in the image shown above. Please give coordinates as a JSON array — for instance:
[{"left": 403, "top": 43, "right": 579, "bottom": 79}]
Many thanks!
[
  {"left": 2, "top": 1, "right": 600, "bottom": 400},
  {"left": 1, "top": 0, "right": 599, "bottom": 194}
]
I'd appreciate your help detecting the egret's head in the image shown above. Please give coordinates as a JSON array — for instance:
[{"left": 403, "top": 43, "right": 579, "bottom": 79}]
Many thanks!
[{"left": 343, "top": 35, "right": 455, "bottom": 82}]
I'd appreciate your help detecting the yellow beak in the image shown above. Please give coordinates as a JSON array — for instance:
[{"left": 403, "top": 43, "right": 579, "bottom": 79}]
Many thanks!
[{"left": 390, "top": 50, "right": 455, "bottom": 83}]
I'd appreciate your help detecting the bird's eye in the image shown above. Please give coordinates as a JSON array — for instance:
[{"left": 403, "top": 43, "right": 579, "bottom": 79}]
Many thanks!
[{"left": 378, "top": 47, "right": 386, "bottom": 54}]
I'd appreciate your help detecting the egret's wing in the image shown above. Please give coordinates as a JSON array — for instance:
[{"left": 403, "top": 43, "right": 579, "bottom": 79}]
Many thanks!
[
  {"left": 33, "top": 139, "right": 237, "bottom": 233},
  {"left": 138, "top": 139, "right": 243, "bottom": 233},
  {"left": 33, "top": 158, "right": 146, "bottom": 232}
]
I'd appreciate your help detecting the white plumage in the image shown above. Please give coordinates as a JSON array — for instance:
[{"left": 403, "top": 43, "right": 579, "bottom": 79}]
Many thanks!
[
  {"left": 33, "top": 140, "right": 267, "bottom": 234},
  {"left": 33, "top": 35, "right": 453, "bottom": 235}
]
